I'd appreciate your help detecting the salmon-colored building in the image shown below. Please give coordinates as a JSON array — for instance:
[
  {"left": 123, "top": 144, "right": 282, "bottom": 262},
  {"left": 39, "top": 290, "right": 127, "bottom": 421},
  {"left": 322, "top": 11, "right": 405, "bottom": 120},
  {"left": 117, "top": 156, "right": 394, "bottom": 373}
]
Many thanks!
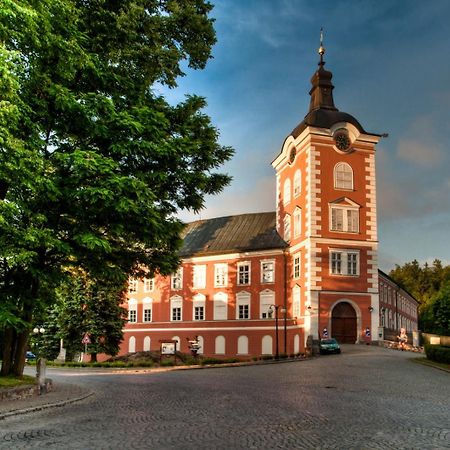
[{"left": 121, "top": 45, "right": 418, "bottom": 358}]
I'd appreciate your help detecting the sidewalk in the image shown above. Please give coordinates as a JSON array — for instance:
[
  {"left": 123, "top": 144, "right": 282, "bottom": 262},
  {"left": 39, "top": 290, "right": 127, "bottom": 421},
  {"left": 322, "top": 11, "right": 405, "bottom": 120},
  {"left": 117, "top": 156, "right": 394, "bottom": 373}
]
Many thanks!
[{"left": 0, "top": 381, "right": 94, "bottom": 421}]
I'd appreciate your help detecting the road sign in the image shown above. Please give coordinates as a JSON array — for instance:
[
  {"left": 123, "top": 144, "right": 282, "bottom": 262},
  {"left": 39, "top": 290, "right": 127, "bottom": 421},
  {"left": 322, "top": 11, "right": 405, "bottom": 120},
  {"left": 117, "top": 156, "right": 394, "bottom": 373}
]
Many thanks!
[{"left": 82, "top": 334, "right": 91, "bottom": 345}]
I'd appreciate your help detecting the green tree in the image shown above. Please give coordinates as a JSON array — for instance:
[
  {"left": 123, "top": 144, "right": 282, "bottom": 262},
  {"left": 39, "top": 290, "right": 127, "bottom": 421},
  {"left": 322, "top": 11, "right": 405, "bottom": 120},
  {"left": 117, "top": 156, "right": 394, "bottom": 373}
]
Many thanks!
[
  {"left": 0, "top": 0, "right": 233, "bottom": 376},
  {"left": 431, "top": 281, "right": 450, "bottom": 336},
  {"left": 54, "top": 271, "right": 127, "bottom": 362}
]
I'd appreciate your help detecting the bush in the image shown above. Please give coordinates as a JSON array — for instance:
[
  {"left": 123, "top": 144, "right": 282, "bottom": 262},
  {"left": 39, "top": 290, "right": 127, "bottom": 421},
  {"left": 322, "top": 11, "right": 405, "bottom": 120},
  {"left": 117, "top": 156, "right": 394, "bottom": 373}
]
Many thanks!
[{"left": 424, "top": 344, "right": 450, "bottom": 364}]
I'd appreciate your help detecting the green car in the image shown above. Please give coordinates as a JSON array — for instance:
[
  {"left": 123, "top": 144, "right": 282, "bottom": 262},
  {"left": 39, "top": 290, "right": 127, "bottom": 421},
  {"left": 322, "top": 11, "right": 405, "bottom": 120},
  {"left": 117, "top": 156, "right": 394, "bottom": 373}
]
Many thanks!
[{"left": 319, "top": 338, "right": 341, "bottom": 355}]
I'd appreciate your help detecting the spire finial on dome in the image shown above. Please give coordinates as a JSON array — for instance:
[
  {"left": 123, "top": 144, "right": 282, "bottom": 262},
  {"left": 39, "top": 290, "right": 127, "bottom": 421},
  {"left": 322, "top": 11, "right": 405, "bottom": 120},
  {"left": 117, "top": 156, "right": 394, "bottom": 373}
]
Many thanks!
[{"left": 318, "top": 27, "right": 325, "bottom": 65}]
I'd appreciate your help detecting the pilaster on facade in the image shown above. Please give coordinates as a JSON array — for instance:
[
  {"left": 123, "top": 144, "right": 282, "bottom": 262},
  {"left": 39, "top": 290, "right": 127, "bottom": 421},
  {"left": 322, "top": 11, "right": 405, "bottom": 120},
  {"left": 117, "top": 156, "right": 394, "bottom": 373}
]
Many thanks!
[{"left": 364, "top": 154, "right": 377, "bottom": 242}]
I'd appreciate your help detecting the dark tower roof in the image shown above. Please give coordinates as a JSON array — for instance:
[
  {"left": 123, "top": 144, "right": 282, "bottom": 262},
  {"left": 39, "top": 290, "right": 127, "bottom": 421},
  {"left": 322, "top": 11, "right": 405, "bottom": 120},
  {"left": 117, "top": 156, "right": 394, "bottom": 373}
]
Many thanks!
[{"left": 291, "top": 33, "right": 367, "bottom": 138}]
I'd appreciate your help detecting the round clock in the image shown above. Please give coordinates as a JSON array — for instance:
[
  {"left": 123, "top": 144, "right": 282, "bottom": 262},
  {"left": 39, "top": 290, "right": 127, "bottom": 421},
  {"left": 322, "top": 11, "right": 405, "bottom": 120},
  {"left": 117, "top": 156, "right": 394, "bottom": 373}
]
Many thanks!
[{"left": 334, "top": 132, "right": 351, "bottom": 152}]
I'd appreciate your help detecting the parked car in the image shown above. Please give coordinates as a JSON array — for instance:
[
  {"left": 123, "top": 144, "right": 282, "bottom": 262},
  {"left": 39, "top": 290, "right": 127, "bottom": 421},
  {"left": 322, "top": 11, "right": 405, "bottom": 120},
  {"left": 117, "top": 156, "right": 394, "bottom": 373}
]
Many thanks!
[
  {"left": 319, "top": 338, "right": 341, "bottom": 355},
  {"left": 25, "top": 351, "right": 37, "bottom": 362}
]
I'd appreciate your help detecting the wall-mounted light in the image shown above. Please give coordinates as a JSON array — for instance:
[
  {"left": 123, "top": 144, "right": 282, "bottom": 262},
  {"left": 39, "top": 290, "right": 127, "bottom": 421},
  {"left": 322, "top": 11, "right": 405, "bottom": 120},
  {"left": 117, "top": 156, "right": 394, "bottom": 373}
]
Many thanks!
[{"left": 368, "top": 306, "right": 374, "bottom": 313}]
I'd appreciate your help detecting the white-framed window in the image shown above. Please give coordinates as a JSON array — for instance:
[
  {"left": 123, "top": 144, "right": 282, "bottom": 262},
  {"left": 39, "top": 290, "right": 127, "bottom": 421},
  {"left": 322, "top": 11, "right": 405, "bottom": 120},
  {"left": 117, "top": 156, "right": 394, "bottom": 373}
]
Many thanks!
[
  {"left": 293, "top": 207, "right": 301, "bottom": 238},
  {"left": 284, "top": 214, "right": 291, "bottom": 242},
  {"left": 294, "top": 169, "right": 301, "bottom": 197},
  {"left": 330, "top": 250, "right": 360, "bottom": 276},
  {"left": 330, "top": 206, "right": 359, "bottom": 233},
  {"left": 334, "top": 162, "right": 353, "bottom": 190},
  {"left": 283, "top": 178, "right": 291, "bottom": 205},
  {"left": 293, "top": 285, "right": 301, "bottom": 318},
  {"left": 237, "top": 262, "right": 250, "bottom": 285},
  {"left": 171, "top": 268, "right": 183, "bottom": 290},
  {"left": 293, "top": 254, "right": 301, "bottom": 279},
  {"left": 193, "top": 265, "right": 206, "bottom": 289},
  {"left": 193, "top": 293, "right": 206, "bottom": 321},
  {"left": 261, "top": 260, "right": 275, "bottom": 283},
  {"left": 128, "top": 298, "right": 137, "bottom": 323},
  {"left": 144, "top": 277, "right": 154, "bottom": 292},
  {"left": 260, "top": 290, "right": 275, "bottom": 318},
  {"left": 214, "top": 263, "right": 228, "bottom": 288},
  {"left": 143, "top": 298, "right": 153, "bottom": 322},
  {"left": 170, "top": 296, "right": 183, "bottom": 321},
  {"left": 213, "top": 292, "right": 228, "bottom": 320},
  {"left": 236, "top": 291, "right": 250, "bottom": 319},
  {"left": 128, "top": 279, "right": 138, "bottom": 293}
]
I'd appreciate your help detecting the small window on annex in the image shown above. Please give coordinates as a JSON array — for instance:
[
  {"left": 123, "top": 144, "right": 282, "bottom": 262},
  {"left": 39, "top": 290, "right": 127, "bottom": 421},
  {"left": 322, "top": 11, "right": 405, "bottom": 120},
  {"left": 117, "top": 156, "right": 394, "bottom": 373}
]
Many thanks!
[
  {"left": 143, "top": 298, "right": 153, "bottom": 322},
  {"left": 170, "top": 296, "right": 183, "bottom": 321},
  {"left": 334, "top": 162, "right": 353, "bottom": 190},
  {"left": 144, "top": 277, "right": 154, "bottom": 292},
  {"left": 193, "top": 265, "right": 206, "bottom": 289},
  {"left": 214, "top": 263, "right": 228, "bottom": 288},
  {"left": 237, "top": 262, "right": 250, "bottom": 285},
  {"left": 171, "top": 268, "right": 183, "bottom": 290},
  {"left": 261, "top": 261, "right": 275, "bottom": 284},
  {"left": 193, "top": 294, "right": 206, "bottom": 321},
  {"left": 293, "top": 254, "right": 301, "bottom": 279},
  {"left": 128, "top": 299, "right": 137, "bottom": 323},
  {"left": 236, "top": 292, "right": 250, "bottom": 320}
]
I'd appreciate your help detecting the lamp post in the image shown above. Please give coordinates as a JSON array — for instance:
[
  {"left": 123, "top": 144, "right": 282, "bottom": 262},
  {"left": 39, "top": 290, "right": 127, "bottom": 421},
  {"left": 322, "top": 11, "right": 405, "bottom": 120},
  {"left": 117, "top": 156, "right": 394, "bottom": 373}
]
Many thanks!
[
  {"left": 268, "top": 305, "right": 286, "bottom": 359},
  {"left": 33, "top": 326, "right": 46, "bottom": 394}
]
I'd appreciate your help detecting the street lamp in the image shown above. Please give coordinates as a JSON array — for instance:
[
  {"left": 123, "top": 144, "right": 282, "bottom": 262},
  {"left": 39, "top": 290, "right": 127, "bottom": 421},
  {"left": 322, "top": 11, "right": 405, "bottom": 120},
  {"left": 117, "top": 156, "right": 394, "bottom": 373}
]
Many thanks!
[
  {"left": 32, "top": 326, "right": 46, "bottom": 394},
  {"left": 268, "top": 305, "right": 286, "bottom": 359},
  {"left": 32, "top": 327, "right": 46, "bottom": 356}
]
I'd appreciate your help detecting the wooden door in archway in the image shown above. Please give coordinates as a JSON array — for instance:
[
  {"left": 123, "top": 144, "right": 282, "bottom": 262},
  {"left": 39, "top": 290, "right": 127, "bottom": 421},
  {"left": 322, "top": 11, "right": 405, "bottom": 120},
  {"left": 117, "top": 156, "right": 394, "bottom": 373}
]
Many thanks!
[{"left": 332, "top": 302, "right": 357, "bottom": 343}]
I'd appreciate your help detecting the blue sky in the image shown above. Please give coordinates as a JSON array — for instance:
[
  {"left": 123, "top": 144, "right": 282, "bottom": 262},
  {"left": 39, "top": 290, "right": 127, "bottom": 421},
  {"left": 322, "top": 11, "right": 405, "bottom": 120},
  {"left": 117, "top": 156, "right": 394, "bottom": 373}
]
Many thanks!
[{"left": 162, "top": 0, "right": 450, "bottom": 272}]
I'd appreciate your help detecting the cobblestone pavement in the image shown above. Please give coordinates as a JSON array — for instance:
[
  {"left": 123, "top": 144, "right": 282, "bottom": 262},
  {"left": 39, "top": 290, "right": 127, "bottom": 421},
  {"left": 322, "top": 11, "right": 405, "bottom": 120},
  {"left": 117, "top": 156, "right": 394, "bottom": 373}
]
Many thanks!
[{"left": 0, "top": 345, "right": 448, "bottom": 449}]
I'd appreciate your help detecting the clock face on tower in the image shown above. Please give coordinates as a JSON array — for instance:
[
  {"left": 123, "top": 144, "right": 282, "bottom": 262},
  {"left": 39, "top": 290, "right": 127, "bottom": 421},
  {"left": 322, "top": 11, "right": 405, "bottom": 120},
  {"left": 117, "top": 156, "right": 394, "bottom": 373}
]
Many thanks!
[{"left": 334, "top": 132, "right": 351, "bottom": 152}]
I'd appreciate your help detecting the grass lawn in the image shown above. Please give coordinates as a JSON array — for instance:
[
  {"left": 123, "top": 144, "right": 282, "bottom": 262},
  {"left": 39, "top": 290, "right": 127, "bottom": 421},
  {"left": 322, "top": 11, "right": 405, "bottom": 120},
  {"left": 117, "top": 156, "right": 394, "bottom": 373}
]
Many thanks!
[{"left": 0, "top": 375, "right": 36, "bottom": 389}]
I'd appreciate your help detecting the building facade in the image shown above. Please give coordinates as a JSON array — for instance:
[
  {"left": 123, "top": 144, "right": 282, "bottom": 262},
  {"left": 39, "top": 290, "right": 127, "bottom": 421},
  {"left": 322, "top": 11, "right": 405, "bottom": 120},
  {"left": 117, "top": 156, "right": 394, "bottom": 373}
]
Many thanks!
[{"left": 121, "top": 45, "right": 419, "bottom": 358}]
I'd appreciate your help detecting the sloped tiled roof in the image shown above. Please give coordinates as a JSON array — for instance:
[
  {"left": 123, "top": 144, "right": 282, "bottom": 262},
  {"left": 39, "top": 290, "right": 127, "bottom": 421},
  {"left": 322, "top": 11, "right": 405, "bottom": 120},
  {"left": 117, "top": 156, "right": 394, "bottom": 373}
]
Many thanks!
[{"left": 179, "top": 212, "right": 287, "bottom": 257}]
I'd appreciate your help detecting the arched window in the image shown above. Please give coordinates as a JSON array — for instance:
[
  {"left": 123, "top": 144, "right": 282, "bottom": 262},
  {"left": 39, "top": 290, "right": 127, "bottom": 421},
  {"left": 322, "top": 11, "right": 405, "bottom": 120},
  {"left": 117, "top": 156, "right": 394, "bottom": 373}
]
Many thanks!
[
  {"left": 262, "top": 335, "right": 273, "bottom": 355},
  {"left": 215, "top": 335, "right": 225, "bottom": 354},
  {"left": 294, "top": 169, "right": 301, "bottom": 197},
  {"left": 237, "top": 335, "right": 249, "bottom": 355},
  {"left": 283, "top": 178, "right": 291, "bottom": 205},
  {"left": 197, "top": 336, "right": 204, "bottom": 354},
  {"left": 294, "top": 335, "right": 300, "bottom": 354},
  {"left": 143, "top": 336, "right": 151, "bottom": 351},
  {"left": 128, "top": 336, "right": 136, "bottom": 353},
  {"left": 334, "top": 162, "right": 353, "bottom": 190}
]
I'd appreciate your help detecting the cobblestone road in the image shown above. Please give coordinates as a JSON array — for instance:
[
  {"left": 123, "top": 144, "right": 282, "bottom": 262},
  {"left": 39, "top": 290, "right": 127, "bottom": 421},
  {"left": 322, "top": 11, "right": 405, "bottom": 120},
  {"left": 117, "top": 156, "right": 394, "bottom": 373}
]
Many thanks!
[{"left": 0, "top": 345, "right": 449, "bottom": 449}]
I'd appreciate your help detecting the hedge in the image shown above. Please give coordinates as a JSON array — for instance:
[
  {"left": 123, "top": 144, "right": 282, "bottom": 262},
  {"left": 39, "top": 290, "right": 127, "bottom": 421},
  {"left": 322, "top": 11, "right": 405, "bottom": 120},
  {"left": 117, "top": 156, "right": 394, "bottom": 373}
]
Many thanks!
[{"left": 424, "top": 344, "right": 450, "bottom": 364}]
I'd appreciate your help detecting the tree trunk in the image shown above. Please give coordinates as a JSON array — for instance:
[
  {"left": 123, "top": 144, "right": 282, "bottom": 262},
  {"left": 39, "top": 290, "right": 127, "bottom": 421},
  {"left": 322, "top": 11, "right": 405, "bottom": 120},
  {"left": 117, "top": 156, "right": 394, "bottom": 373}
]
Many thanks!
[
  {"left": 0, "top": 327, "right": 15, "bottom": 376},
  {"left": 11, "top": 329, "right": 29, "bottom": 376}
]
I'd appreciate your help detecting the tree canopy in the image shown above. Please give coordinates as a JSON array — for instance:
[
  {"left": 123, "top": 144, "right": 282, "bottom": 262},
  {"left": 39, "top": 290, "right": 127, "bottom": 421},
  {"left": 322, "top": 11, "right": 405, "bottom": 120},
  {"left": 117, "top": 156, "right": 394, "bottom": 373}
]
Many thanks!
[
  {"left": 389, "top": 259, "right": 450, "bottom": 334},
  {"left": 0, "top": 0, "right": 233, "bottom": 376}
]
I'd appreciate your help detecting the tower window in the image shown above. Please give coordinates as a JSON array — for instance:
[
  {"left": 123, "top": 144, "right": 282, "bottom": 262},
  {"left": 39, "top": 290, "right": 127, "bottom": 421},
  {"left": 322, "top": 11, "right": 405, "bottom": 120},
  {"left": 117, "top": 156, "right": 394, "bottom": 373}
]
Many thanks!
[
  {"left": 330, "top": 250, "right": 360, "bottom": 276},
  {"left": 334, "top": 163, "right": 353, "bottom": 190},
  {"left": 294, "top": 169, "right": 302, "bottom": 197},
  {"left": 330, "top": 206, "right": 359, "bottom": 233}
]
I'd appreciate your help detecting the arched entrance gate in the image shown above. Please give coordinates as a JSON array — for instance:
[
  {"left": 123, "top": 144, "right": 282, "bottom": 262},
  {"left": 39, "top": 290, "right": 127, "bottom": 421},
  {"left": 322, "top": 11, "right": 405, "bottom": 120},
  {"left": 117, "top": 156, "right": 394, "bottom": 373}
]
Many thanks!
[{"left": 332, "top": 302, "right": 357, "bottom": 344}]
